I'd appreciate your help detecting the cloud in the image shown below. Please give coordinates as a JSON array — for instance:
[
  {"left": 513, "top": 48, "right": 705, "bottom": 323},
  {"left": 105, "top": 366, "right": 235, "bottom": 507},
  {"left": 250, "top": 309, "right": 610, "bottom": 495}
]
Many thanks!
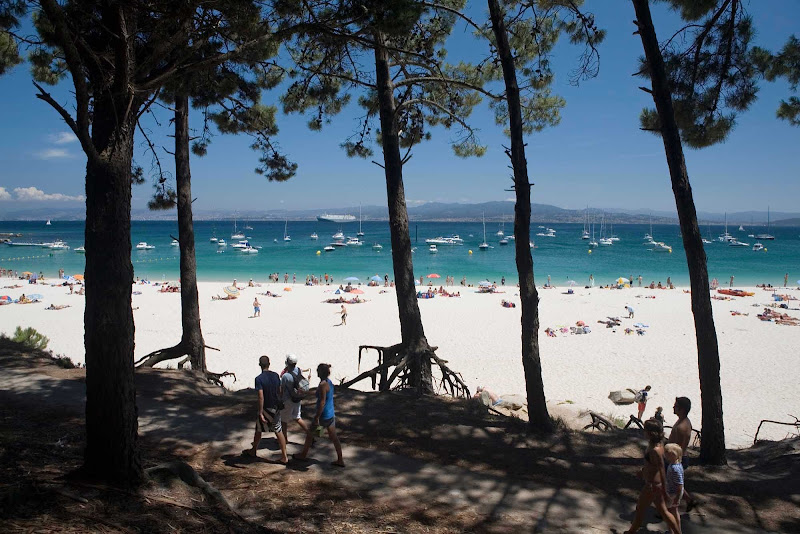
[
  {"left": 49, "top": 132, "right": 79, "bottom": 145},
  {"left": 0, "top": 187, "right": 11, "bottom": 201},
  {"left": 35, "top": 148, "right": 74, "bottom": 160},
  {"left": 13, "top": 187, "right": 84, "bottom": 202}
]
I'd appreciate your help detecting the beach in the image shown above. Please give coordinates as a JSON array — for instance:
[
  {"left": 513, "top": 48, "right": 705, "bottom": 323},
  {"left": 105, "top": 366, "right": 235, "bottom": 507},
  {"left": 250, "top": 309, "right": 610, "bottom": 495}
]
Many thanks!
[{"left": 1, "top": 278, "right": 798, "bottom": 448}]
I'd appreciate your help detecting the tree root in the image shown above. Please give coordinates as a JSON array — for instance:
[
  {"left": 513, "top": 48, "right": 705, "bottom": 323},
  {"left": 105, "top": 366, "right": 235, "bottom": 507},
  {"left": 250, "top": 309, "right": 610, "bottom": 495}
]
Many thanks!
[
  {"left": 343, "top": 344, "right": 470, "bottom": 398},
  {"left": 134, "top": 342, "right": 233, "bottom": 387},
  {"left": 145, "top": 461, "right": 241, "bottom": 517}
]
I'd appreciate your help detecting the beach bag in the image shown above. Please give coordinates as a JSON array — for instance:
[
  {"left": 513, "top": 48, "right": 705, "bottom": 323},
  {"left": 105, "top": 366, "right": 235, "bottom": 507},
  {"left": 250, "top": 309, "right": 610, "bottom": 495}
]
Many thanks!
[{"left": 290, "top": 370, "right": 310, "bottom": 403}]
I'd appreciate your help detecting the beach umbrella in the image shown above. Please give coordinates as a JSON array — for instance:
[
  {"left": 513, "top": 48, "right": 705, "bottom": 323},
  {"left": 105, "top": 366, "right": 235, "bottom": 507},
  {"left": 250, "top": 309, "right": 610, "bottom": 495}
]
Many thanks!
[
  {"left": 73, "top": 274, "right": 84, "bottom": 280},
  {"left": 350, "top": 288, "right": 364, "bottom": 294},
  {"left": 223, "top": 286, "right": 240, "bottom": 297},
  {"left": 22, "top": 271, "right": 32, "bottom": 276},
  {"left": 344, "top": 276, "right": 359, "bottom": 282},
  {"left": 427, "top": 273, "right": 440, "bottom": 279},
  {"left": 0, "top": 295, "right": 11, "bottom": 302},
  {"left": 370, "top": 275, "right": 382, "bottom": 282},
  {"left": 478, "top": 280, "right": 491, "bottom": 287},
  {"left": 617, "top": 277, "right": 630, "bottom": 284}
]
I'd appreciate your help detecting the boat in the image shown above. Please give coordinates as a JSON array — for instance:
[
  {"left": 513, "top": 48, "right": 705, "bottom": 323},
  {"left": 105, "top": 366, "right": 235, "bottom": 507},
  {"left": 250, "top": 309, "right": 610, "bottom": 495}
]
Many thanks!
[
  {"left": 171, "top": 239, "right": 179, "bottom": 246},
  {"left": 728, "top": 239, "right": 749, "bottom": 247},
  {"left": 6, "top": 241, "right": 45, "bottom": 247},
  {"left": 529, "top": 241, "right": 536, "bottom": 248},
  {"left": 508, "top": 235, "right": 515, "bottom": 240},
  {"left": 752, "top": 242, "right": 764, "bottom": 251},
  {"left": 283, "top": 219, "right": 291, "bottom": 242},
  {"left": 755, "top": 207, "right": 775, "bottom": 240},
  {"left": 310, "top": 232, "right": 319, "bottom": 240},
  {"left": 429, "top": 244, "right": 438, "bottom": 253},
  {"left": 330, "top": 241, "right": 348, "bottom": 247},
  {"left": 496, "top": 216, "right": 505, "bottom": 237},
  {"left": 324, "top": 245, "right": 335, "bottom": 252},
  {"left": 317, "top": 213, "right": 356, "bottom": 223},
  {"left": 346, "top": 236, "right": 363, "bottom": 246},
  {"left": 357, "top": 205, "right": 364, "bottom": 237},
  {"left": 217, "top": 239, "right": 227, "bottom": 247},
  {"left": 499, "top": 237, "right": 509, "bottom": 245},
  {"left": 479, "top": 212, "right": 489, "bottom": 250},
  {"left": 332, "top": 230, "right": 345, "bottom": 240},
  {"left": 702, "top": 238, "right": 713, "bottom": 244},
  {"left": 644, "top": 213, "right": 654, "bottom": 242},
  {"left": 609, "top": 222, "right": 620, "bottom": 242},
  {"left": 136, "top": 242, "right": 155, "bottom": 250},
  {"left": 231, "top": 239, "right": 254, "bottom": 249},
  {"left": 739, "top": 225, "right": 745, "bottom": 232},
  {"left": 239, "top": 245, "right": 259, "bottom": 254},
  {"left": 588, "top": 221, "right": 598, "bottom": 248},
  {"left": 48, "top": 241, "right": 70, "bottom": 250},
  {"left": 210, "top": 236, "right": 218, "bottom": 243},
  {"left": 598, "top": 214, "right": 613, "bottom": 245},
  {"left": 718, "top": 213, "right": 734, "bottom": 242},
  {"left": 231, "top": 215, "right": 244, "bottom": 239},
  {"left": 702, "top": 221, "right": 713, "bottom": 244},
  {"left": 718, "top": 289, "right": 754, "bottom": 297},
  {"left": 372, "top": 243, "right": 383, "bottom": 250},
  {"left": 425, "top": 236, "right": 463, "bottom": 245},
  {"left": 535, "top": 229, "right": 556, "bottom": 237},
  {"left": 582, "top": 206, "right": 590, "bottom": 239},
  {"left": 243, "top": 223, "right": 253, "bottom": 230},
  {"left": 75, "top": 246, "right": 85, "bottom": 253},
  {"left": 651, "top": 241, "right": 672, "bottom": 252},
  {"left": 45, "top": 219, "right": 51, "bottom": 226}
]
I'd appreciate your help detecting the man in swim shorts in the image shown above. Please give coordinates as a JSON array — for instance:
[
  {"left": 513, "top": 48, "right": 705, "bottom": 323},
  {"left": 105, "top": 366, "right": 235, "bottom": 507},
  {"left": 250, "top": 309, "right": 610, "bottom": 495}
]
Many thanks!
[{"left": 248, "top": 355, "right": 288, "bottom": 463}]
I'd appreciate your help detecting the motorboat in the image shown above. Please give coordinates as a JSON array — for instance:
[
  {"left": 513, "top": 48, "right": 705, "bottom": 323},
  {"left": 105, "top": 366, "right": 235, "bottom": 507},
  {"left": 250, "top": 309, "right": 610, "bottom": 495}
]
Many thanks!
[
  {"left": 529, "top": 241, "right": 536, "bottom": 248},
  {"left": 6, "top": 241, "right": 44, "bottom": 247},
  {"left": 508, "top": 235, "right": 515, "bottom": 240},
  {"left": 324, "top": 245, "right": 335, "bottom": 252},
  {"left": 231, "top": 240, "right": 253, "bottom": 249},
  {"left": 429, "top": 244, "right": 438, "bottom": 253},
  {"left": 171, "top": 239, "right": 179, "bottom": 246},
  {"left": 48, "top": 241, "right": 70, "bottom": 250},
  {"left": 346, "top": 236, "right": 363, "bottom": 246},
  {"left": 425, "top": 236, "right": 462, "bottom": 245},
  {"left": 702, "top": 238, "right": 713, "bottom": 244},
  {"left": 728, "top": 239, "right": 749, "bottom": 247},
  {"left": 372, "top": 243, "right": 383, "bottom": 250},
  {"left": 599, "top": 237, "right": 613, "bottom": 246},
  {"left": 752, "top": 242, "right": 764, "bottom": 251},
  {"left": 136, "top": 242, "right": 155, "bottom": 250},
  {"left": 330, "top": 241, "right": 348, "bottom": 247},
  {"left": 332, "top": 230, "right": 345, "bottom": 240},
  {"left": 243, "top": 224, "right": 253, "bottom": 230},
  {"left": 239, "top": 245, "right": 259, "bottom": 254},
  {"left": 499, "top": 237, "right": 509, "bottom": 245},
  {"left": 210, "top": 236, "right": 218, "bottom": 243},
  {"left": 75, "top": 246, "right": 85, "bottom": 253},
  {"left": 217, "top": 239, "right": 227, "bottom": 247},
  {"left": 739, "top": 225, "right": 745, "bottom": 232},
  {"left": 310, "top": 232, "right": 319, "bottom": 240},
  {"left": 651, "top": 241, "right": 672, "bottom": 252}
]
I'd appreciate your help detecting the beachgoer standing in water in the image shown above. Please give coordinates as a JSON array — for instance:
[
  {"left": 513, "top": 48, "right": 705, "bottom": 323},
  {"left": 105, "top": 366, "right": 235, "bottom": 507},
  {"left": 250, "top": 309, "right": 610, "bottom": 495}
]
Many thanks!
[
  {"left": 729, "top": 275, "right": 734, "bottom": 288},
  {"left": 589, "top": 274, "right": 594, "bottom": 287},
  {"left": 785, "top": 273, "right": 789, "bottom": 288},
  {"left": 253, "top": 297, "right": 261, "bottom": 317},
  {"left": 293, "top": 363, "right": 345, "bottom": 467}
]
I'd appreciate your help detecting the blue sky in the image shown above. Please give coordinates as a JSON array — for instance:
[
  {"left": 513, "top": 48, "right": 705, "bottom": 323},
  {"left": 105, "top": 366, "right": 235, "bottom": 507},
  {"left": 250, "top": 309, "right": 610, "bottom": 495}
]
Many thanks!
[{"left": 1, "top": 0, "right": 799, "bottom": 215}]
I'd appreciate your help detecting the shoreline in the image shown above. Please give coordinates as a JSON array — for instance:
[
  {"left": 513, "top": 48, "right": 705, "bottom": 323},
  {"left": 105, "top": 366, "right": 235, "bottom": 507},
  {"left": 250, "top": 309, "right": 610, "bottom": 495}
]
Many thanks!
[{"left": 1, "top": 280, "right": 798, "bottom": 449}]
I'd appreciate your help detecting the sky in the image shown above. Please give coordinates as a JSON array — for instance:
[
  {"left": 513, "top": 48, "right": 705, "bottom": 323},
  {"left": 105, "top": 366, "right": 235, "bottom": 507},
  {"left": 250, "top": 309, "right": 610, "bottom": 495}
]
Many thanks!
[{"left": 1, "top": 1, "right": 799, "bottom": 216}]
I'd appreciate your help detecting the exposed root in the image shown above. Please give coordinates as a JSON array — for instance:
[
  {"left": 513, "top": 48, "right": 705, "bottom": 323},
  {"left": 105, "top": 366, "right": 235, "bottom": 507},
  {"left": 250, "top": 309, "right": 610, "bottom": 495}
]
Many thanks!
[
  {"left": 205, "top": 370, "right": 236, "bottom": 387},
  {"left": 145, "top": 461, "right": 240, "bottom": 517},
  {"left": 135, "top": 341, "right": 233, "bottom": 387},
  {"left": 343, "top": 344, "right": 470, "bottom": 398}
]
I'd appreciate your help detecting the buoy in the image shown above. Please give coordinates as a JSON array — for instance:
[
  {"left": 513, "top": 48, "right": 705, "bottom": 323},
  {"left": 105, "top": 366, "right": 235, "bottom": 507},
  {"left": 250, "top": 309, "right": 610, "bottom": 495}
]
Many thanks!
[
  {"left": 316, "top": 250, "right": 321, "bottom": 255},
  {"left": 764, "top": 248, "right": 767, "bottom": 252},
  {"left": 669, "top": 249, "right": 672, "bottom": 253},
  {"left": 588, "top": 249, "right": 592, "bottom": 254},
  {"left": 468, "top": 250, "right": 473, "bottom": 254}
]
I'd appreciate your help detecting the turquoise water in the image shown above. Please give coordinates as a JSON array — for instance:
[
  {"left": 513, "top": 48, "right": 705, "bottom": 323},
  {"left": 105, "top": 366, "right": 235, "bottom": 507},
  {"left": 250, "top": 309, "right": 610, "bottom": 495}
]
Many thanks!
[{"left": 1, "top": 220, "right": 798, "bottom": 286}]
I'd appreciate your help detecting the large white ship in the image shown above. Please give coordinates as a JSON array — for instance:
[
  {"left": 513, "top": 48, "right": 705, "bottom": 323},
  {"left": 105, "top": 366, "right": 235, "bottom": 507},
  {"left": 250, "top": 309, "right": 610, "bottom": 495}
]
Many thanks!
[{"left": 317, "top": 213, "right": 356, "bottom": 223}]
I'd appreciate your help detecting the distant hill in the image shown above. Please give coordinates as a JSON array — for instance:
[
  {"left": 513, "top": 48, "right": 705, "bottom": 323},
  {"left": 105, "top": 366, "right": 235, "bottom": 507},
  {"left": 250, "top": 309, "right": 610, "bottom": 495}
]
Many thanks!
[{"left": 773, "top": 217, "right": 800, "bottom": 227}]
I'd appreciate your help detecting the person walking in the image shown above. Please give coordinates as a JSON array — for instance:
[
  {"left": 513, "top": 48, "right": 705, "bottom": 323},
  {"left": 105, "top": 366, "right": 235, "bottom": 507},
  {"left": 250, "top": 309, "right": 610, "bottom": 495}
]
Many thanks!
[
  {"left": 337, "top": 304, "right": 347, "bottom": 326},
  {"left": 635, "top": 385, "right": 651, "bottom": 420},
  {"left": 667, "top": 397, "right": 696, "bottom": 511},
  {"left": 253, "top": 297, "right": 261, "bottom": 317},
  {"left": 280, "top": 354, "right": 310, "bottom": 444},
  {"left": 292, "top": 363, "right": 345, "bottom": 467},
  {"left": 247, "top": 355, "right": 288, "bottom": 463}
]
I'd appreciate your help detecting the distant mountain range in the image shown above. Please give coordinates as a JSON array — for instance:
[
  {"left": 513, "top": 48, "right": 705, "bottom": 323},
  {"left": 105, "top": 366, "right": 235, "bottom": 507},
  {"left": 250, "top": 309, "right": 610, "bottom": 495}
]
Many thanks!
[{"left": 1, "top": 202, "right": 798, "bottom": 225}]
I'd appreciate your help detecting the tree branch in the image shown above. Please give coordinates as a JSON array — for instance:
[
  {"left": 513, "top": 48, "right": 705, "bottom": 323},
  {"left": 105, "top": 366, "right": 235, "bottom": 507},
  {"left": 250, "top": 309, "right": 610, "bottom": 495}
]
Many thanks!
[{"left": 32, "top": 81, "right": 99, "bottom": 164}]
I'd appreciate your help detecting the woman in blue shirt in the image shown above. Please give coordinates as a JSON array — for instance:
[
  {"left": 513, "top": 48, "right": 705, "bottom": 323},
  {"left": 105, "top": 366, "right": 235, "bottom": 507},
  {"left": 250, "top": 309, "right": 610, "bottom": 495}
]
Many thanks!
[{"left": 293, "top": 363, "right": 345, "bottom": 467}]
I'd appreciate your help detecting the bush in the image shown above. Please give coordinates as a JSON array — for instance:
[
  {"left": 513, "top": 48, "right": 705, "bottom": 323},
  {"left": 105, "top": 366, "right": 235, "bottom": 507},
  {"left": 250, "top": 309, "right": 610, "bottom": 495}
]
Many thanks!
[{"left": 12, "top": 326, "right": 49, "bottom": 350}]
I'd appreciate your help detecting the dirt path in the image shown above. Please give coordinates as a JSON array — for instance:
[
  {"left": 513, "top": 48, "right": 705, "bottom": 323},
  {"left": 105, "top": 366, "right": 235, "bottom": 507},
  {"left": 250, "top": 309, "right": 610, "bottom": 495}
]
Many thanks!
[{"left": 2, "top": 361, "right": 775, "bottom": 533}]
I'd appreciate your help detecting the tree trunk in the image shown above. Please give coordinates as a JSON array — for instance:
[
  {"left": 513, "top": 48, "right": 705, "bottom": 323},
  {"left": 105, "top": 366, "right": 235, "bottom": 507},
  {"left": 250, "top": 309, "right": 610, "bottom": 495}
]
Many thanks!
[
  {"left": 82, "top": 92, "right": 144, "bottom": 485},
  {"left": 373, "top": 31, "right": 433, "bottom": 394},
  {"left": 633, "top": 0, "right": 726, "bottom": 464},
  {"left": 174, "top": 90, "right": 207, "bottom": 372},
  {"left": 488, "top": 0, "right": 552, "bottom": 433}
]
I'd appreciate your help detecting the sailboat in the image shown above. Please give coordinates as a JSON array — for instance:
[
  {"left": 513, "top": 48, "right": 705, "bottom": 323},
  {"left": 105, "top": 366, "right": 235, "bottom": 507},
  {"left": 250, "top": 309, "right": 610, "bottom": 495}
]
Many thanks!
[
  {"left": 702, "top": 222, "right": 713, "bottom": 244},
  {"left": 599, "top": 213, "right": 613, "bottom": 246},
  {"left": 644, "top": 213, "right": 654, "bottom": 243},
  {"left": 210, "top": 227, "right": 218, "bottom": 242},
  {"left": 717, "top": 213, "right": 733, "bottom": 242},
  {"left": 755, "top": 207, "right": 775, "bottom": 240},
  {"left": 479, "top": 212, "right": 489, "bottom": 249},
  {"left": 581, "top": 206, "right": 590, "bottom": 240},
  {"left": 310, "top": 232, "right": 319, "bottom": 240},
  {"left": 45, "top": 219, "right": 51, "bottom": 226},
  {"left": 357, "top": 205, "right": 364, "bottom": 237},
  {"left": 231, "top": 214, "right": 244, "bottom": 239},
  {"left": 588, "top": 220, "right": 598, "bottom": 248},
  {"left": 283, "top": 219, "right": 291, "bottom": 242},
  {"left": 496, "top": 215, "right": 505, "bottom": 237}
]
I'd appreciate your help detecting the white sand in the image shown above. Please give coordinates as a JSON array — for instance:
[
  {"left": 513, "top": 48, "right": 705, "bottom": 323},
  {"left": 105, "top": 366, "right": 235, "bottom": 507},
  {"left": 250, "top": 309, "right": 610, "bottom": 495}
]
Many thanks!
[{"left": 2, "top": 279, "right": 798, "bottom": 448}]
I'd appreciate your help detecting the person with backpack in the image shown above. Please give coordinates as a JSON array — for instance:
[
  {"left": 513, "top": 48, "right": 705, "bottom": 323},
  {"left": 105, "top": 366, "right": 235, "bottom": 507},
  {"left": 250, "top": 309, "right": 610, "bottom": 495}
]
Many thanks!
[{"left": 280, "top": 354, "right": 310, "bottom": 444}]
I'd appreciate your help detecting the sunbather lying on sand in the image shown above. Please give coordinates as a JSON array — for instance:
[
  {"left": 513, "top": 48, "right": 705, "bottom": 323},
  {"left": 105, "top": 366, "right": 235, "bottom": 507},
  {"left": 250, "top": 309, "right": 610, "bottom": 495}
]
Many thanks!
[
  {"left": 45, "top": 304, "right": 71, "bottom": 310},
  {"left": 212, "top": 294, "right": 237, "bottom": 300},
  {"left": 258, "top": 291, "right": 282, "bottom": 297}
]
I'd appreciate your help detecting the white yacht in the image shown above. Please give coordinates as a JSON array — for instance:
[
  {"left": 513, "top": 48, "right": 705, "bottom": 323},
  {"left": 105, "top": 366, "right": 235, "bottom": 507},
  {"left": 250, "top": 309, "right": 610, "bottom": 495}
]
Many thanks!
[
  {"left": 582, "top": 206, "right": 590, "bottom": 239},
  {"left": 310, "top": 232, "right": 319, "bottom": 240},
  {"left": 217, "top": 239, "right": 227, "bottom": 247},
  {"left": 499, "top": 237, "right": 509, "bottom": 245},
  {"left": 425, "top": 236, "right": 463, "bottom": 245},
  {"left": 536, "top": 230, "right": 556, "bottom": 237},
  {"left": 324, "top": 245, "right": 335, "bottom": 252},
  {"left": 332, "top": 230, "right": 345, "bottom": 240},
  {"left": 136, "top": 242, "right": 155, "bottom": 250},
  {"left": 46, "top": 219, "right": 51, "bottom": 226},
  {"left": 171, "top": 239, "right": 179, "bottom": 246},
  {"left": 48, "top": 240, "right": 70, "bottom": 250},
  {"left": 372, "top": 243, "right": 383, "bottom": 250},
  {"left": 239, "top": 245, "right": 259, "bottom": 254},
  {"left": 231, "top": 239, "right": 254, "bottom": 249},
  {"left": 728, "top": 239, "right": 749, "bottom": 247},
  {"left": 508, "top": 235, "right": 515, "bottom": 241},
  {"left": 529, "top": 241, "right": 536, "bottom": 249},
  {"left": 752, "top": 242, "right": 764, "bottom": 251},
  {"left": 651, "top": 241, "right": 672, "bottom": 252},
  {"left": 429, "top": 244, "right": 438, "bottom": 253},
  {"left": 330, "top": 240, "right": 348, "bottom": 247},
  {"left": 357, "top": 205, "right": 364, "bottom": 237},
  {"left": 346, "top": 236, "right": 363, "bottom": 246},
  {"left": 718, "top": 213, "right": 734, "bottom": 242}
]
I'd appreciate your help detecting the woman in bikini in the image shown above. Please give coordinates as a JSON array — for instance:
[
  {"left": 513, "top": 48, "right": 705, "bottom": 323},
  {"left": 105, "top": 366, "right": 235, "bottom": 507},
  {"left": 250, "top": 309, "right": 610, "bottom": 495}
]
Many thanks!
[{"left": 624, "top": 418, "right": 681, "bottom": 534}]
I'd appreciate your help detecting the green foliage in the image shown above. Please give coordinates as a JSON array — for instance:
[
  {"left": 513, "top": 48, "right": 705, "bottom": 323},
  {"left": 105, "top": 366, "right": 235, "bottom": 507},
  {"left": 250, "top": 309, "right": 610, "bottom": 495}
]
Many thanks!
[
  {"left": 0, "top": 1, "right": 25, "bottom": 75},
  {"left": 12, "top": 326, "right": 49, "bottom": 350},
  {"left": 0, "top": 30, "right": 21, "bottom": 74},
  {"left": 638, "top": 0, "right": 759, "bottom": 148},
  {"left": 752, "top": 35, "right": 800, "bottom": 126}
]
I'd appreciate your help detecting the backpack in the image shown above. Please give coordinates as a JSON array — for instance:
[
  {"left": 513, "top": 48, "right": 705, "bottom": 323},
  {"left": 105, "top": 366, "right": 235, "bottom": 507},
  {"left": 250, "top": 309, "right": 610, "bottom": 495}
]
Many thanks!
[
  {"left": 290, "top": 370, "right": 310, "bottom": 403},
  {"left": 634, "top": 390, "right": 647, "bottom": 403}
]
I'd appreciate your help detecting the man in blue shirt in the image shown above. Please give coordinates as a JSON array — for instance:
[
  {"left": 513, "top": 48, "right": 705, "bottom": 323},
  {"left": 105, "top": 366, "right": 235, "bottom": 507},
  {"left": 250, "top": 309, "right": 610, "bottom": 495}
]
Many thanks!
[{"left": 247, "top": 355, "right": 288, "bottom": 463}]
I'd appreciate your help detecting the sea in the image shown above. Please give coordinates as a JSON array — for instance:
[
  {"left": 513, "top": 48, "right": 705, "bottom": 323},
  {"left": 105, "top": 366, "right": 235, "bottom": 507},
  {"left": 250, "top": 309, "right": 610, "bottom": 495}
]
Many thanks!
[{"left": 1, "top": 220, "right": 798, "bottom": 287}]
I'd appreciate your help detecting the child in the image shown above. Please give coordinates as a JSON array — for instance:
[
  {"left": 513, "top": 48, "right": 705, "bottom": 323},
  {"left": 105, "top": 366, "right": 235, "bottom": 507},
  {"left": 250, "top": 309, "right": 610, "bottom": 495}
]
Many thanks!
[{"left": 664, "top": 443, "right": 685, "bottom": 532}]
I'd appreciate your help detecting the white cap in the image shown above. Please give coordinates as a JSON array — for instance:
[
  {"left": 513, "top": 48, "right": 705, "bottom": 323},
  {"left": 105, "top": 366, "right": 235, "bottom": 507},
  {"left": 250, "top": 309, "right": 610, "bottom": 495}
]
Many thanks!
[{"left": 286, "top": 353, "right": 298, "bottom": 365}]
